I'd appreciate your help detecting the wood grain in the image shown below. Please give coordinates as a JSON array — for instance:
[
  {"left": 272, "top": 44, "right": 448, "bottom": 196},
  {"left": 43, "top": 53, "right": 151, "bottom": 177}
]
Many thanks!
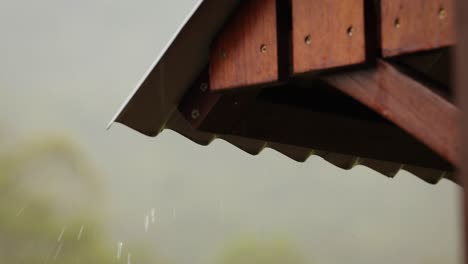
[
  {"left": 380, "top": 0, "right": 456, "bottom": 57},
  {"left": 325, "top": 60, "right": 460, "bottom": 165},
  {"left": 291, "top": 0, "right": 366, "bottom": 74},
  {"left": 209, "top": 0, "right": 278, "bottom": 91}
]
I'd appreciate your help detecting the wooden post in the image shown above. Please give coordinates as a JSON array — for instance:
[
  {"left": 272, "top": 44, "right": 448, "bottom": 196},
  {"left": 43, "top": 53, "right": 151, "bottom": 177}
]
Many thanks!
[{"left": 455, "top": 0, "right": 468, "bottom": 262}]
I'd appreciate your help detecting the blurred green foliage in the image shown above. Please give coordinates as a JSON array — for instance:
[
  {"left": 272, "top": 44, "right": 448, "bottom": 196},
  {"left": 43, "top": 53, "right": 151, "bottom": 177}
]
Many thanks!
[
  {"left": 0, "top": 135, "right": 306, "bottom": 264},
  {"left": 0, "top": 136, "right": 143, "bottom": 263}
]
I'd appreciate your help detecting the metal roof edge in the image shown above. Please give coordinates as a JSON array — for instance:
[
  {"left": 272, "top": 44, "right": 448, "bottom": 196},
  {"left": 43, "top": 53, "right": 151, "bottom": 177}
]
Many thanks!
[{"left": 107, "top": 0, "right": 206, "bottom": 130}]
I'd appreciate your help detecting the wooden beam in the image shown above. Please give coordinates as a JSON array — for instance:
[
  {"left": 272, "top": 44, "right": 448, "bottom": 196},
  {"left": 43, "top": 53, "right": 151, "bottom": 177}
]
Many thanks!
[
  {"left": 209, "top": 0, "right": 278, "bottom": 91},
  {"left": 324, "top": 60, "right": 460, "bottom": 166},
  {"left": 291, "top": 0, "right": 366, "bottom": 74},
  {"left": 179, "top": 79, "right": 452, "bottom": 170},
  {"left": 380, "top": 0, "right": 456, "bottom": 57}
]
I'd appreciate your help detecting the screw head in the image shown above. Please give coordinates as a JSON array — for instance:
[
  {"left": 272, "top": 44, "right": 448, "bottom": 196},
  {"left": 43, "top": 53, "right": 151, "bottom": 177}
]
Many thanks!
[
  {"left": 305, "top": 35, "right": 312, "bottom": 45},
  {"left": 260, "top": 44, "right": 268, "bottom": 53},
  {"left": 394, "top": 18, "right": 401, "bottom": 29},
  {"left": 191, "top": 109, "right": 200, "bottom": 119},
  {"left": 347, "top": 26, "right": 354, "bottom": 37},
  {"left": 438, "top": 8, "right": 446, "bottom": 19},
  {"left": 200, "top": 82, "right": 208, "bottom": 92}
]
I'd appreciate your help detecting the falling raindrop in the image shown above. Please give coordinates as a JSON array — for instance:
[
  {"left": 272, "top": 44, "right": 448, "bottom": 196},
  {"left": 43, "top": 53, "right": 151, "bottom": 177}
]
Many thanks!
[
  {"left": 151, "top": 208, "right": 156, "bottom": 223},
  {"left": 16, "top": 207, "right": 25, "bottom": 216},
  {"left": 172, "top": 208, "right": 177, "bottom": 218},
  {"left": 127, "top": 253, "right": 132, "bottom": 264},
  {"left": 144, "top": 215, "right": 150, "bottom": 232},
  {"left": 116, "top": 241, "right": 123, "bottom": 259},
  {"left": 57, "top": 226, "right": 67, "bottom": 242},
  {"left": 77, "top": 225, "right": 84, "bottom": 240},
  {"left": 54, "top": 243, "right": 63, "bottom": 259}
]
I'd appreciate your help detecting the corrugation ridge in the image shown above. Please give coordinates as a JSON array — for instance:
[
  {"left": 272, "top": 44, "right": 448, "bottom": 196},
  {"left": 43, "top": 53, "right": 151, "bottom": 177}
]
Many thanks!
[{"left": 162, "top": 112, "right": 450, "bottom": 184}]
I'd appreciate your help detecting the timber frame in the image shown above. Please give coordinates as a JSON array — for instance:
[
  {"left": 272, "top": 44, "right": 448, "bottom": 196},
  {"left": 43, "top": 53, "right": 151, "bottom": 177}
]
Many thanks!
[
  {"left": 109, "top": 0, "right": 468, "bottom": 259},
  {"left": 179, "top": 0, "right": 459, "bottom": 172}
]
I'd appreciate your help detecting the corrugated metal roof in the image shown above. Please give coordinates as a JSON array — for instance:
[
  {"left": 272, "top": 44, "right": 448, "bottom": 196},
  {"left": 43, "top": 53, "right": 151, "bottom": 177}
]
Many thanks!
[{"left": 109, "top": 0, "right": 453, "bottom": 184}]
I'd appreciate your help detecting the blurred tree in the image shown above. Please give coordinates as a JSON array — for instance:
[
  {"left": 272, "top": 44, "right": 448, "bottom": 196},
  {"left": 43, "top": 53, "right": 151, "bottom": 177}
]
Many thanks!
[
  {"left": 0, "top": 136, "right": 154, "bottom": 263},
  {"left": 218, "top": 236, "right": 306, "bottom": 264}
]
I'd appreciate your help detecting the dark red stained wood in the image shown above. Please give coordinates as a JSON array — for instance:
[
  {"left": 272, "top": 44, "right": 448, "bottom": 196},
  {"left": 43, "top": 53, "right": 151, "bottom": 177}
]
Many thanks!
[
  {"left": 291, "top": 0, "right": 366, "bottom": 74},
  {"left": 455, "top": 0, "right": 468, "bottom": 261},
  {"left": 324, "top": 60, "right": 460, "bottom": 166},
  {"left": 209, "top": 0, "right": 278, "bottom": 91},
  {"left": 380, "top": 0, "right": 456, "bottom": 57},
  {"left": 179, "top": 77, "right": 452, "bottom": 170}
]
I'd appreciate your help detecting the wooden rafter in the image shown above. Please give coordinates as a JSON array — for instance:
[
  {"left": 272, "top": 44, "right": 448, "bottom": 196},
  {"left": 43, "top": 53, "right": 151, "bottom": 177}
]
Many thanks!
[
  {"left": 209, "top": 0, "right": 278, "bottom": 91},
  {"left": 380, "top": 0, "right": 455, "bottom": 57}
]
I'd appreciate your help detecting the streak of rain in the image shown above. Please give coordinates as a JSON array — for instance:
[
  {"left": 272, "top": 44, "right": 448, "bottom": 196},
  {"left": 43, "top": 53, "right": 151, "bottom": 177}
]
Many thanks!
[
  {"left": 145, "top": 215, "right": 150, "bottom": 232},
  {"left": 53, "top": 243, "right": 63, "bottom": 260},
  {"left": 57, "top": 226, "right": 67, "bottom": 242},
  {"left": 116, "top": 241, "right": 123, "bottom": 259},
  {"left": 151, "top": 208, "right": 156, "bottom": 223},
  {"left": 127, "top": 253, "right": 132, "bottom": 264},
  {"left": 16, "top": 207, "right": 25, "bottom": 216},
  {"left": 77, "top": 225, "right": 84, "bottom": 240}
]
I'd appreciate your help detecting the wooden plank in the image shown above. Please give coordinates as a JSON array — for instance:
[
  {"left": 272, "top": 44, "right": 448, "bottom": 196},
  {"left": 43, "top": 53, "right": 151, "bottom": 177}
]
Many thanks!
[
  {"left": 291, "top": 0, "right": 366, "bottom": 74},
  {"left": 324, "top": 60, "right": 460, "bottom": 166},
  {"left": 455, "top": 0, "right": 468, "bottom": 260},
  {"left": 209, "top": 0, "right": 278, "bottom": 91},
  {"left": 380, "top": 0, "right": 456, "bottom": 57}
]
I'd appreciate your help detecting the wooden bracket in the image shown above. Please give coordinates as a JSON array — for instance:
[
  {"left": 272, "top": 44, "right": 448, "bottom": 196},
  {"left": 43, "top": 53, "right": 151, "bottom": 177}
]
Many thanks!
[{"left": 324, "top": 59, "right": 460, "bottom": 166}]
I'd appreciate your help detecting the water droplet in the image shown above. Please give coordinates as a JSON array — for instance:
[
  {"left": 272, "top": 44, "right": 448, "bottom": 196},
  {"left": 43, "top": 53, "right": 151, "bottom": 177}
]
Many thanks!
[
  {"left": 151, "top": 208, "right": 156, "bottom": 223},
  {"left": 144, "top": 215, "right": 150, "bottom": 232},
  {"left": 172, "top": 208, "right": 177, "bottom": 218},
  {"left": 116, "top": 241, "right": 123, "bottom": 259},
  {"left": 16, "top": 207, "right": 25, "bottom": 216},
  {"left": 54, "top": 243, "right": 63, "bottom": 259},
  {"left": 57, "top": 226, "right": 66, "bottom": 242},
  {"left": 77, "top": 225, "right": 84, "bottom": 240}
]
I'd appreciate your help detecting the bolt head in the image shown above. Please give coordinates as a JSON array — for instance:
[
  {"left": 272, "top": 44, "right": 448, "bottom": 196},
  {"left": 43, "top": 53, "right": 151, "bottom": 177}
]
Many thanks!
[
  {"left": 200, "top": 82, "right": 208, "bottom": 92},
  {"left": 347, "top": 26, "right": 354, "bottom": 37},
  {"left": 438, "top": 8, "right": 447, "bottom": 19},
  {"left": 191, "top": 109, "right": 200, "bottom": 119},
  {"left": 394, "top": 18, "right": 401, "bottom": 29},
  {"left": 305, "top": 35, "right": 312, "bottom": 45}
]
